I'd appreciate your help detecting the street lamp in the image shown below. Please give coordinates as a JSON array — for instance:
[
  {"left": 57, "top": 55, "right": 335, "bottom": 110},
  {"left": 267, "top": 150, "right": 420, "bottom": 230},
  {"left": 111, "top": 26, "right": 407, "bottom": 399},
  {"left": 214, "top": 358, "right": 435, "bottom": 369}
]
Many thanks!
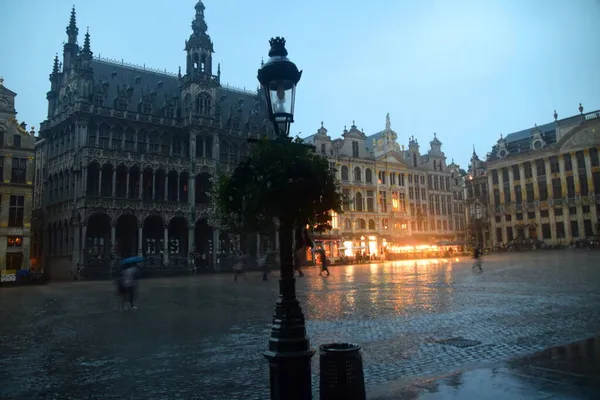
[
  {"left": 258, "top": 37, "right": 302, "bottom": 137},
  {"left": 258, "top": 37, "right": 314, "bottom": 400}
]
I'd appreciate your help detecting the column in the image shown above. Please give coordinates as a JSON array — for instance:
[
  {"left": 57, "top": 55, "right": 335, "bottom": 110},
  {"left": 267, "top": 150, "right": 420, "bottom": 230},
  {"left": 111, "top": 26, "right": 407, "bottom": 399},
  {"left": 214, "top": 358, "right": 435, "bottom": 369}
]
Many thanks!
[
  {"left": 275, "top": 227, "right": 280, "bottom": 252},
  {"left": 81, "top": 225, "right": 87, "bottom": 265},
  {"left": 110, "top": 225, "right": 116, "bottom": 249},
  {"left": 189, "top": 175, "right": 195, "bottom": 205},
  {"left": 256, "top": 233, "right": 261, "bottom": 256},
  {"left": 163, "top": 226, "right": 169, "bottom": 265},
  {"left": 112, "top": 169, "right": 117, "bottom": 197},
  {"left": 82, "top": 167, "right": 88, "bottom": 197},
  {"left": 531, "top": 162, "right": 542, "bottom": 240},
  {"left": 138, "top": 174, "right": 143, "bottom": 200},
  {"left": 126, "top": 171, "right": 130, "bottom": 198},
  {"left": 558, "top": 154, "right": 571, "bottom": 242},
  {"left": 189, "top": 131, "right": 197, "bottom": 159},
  {"left": 203, "top": 140, "right": 207, "bottom": 159},
  {"left": 545, "top": 158, "right": 556, "bottom": 243},
  {"left": 73, "top": 224, "right": 80, "bottom": 272},
  {"left": 152, "top": 172, "right": 156, "bottom": 200},
  {"left": 212, "top": 228, "right": 219, "bottom": 269},
  {"left": 165, "top": 174, "right": 169, "bottom": 201},
  {"left": 176, "top": 174, "right": 180, "bottom": 202},
  {"left": 188, "top": 227, "right": 194, "bottom": 265},
  {"left": 213, "top": 135, "right": 219, "bottom": 161},
  {"left": 97, "top": 169, "right": 102, "bottom": 196},
  {"left": 137, "top": 226, "right": 143, "bottom": 256},
  {"left": 487, "top": 172, "right": 497, "bottom": 244}
]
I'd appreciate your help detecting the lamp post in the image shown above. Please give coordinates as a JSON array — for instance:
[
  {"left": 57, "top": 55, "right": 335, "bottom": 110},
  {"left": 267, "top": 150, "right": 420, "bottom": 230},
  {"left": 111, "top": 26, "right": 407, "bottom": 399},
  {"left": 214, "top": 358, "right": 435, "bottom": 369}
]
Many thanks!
[{"left": 258, "top": 37, "right": 314, "bottom": 400}]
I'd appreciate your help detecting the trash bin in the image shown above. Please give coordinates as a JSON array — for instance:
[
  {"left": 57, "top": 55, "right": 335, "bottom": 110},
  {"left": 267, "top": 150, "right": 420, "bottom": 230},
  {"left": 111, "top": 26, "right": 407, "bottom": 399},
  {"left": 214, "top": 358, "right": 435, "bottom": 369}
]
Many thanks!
[{"left": 319, "top": 343, "right": 366, "bottom": 400}]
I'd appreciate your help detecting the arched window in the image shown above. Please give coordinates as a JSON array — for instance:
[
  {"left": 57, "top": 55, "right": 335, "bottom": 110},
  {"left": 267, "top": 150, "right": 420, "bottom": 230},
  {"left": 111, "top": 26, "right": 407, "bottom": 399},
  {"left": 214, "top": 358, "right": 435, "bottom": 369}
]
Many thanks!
[
  {"left": 344, "top": 219, "right": 351, "bottom": 230},
  {"left": 355, "top": 192, "right": 363, "bottom": 211},
  {"left": 197, "top": 93, "right": 211, "bottom": 115},
  {"left": 341, "top": 166, "right": 349, "bottom": 181},
  {"left": 358, "top": 219, "right": 366, "bottom": 230},
  {"left": 321, "top": 143, "right": 326, "bottom": 154},
  {"left": 354, "top": 167, "right": 361, "bottom": 181},
  {"left": 365, "top": 168, "right": 373, "bottom": 183},
  {"left": 368, "top": 219, "right": 376, "bottom": 230}
]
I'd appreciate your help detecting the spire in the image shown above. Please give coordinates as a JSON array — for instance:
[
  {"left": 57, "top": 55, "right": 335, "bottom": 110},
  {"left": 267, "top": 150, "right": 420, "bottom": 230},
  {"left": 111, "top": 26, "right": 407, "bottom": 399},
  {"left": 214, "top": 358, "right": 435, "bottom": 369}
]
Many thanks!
[
  {"left": 472, "top": 144, "right": 476, "bottom": 156},
  {"left": 81, "top": 27, "right": 92, "bottom": 56},
  {"left": 66, "top": 6, "right": 78, "bottom": 44},
  {"left": 52, "top": 54, "right": 60, "bottom": 75},
  {"left": 385, "top": 113, "right": 391, "bottom": 130}
]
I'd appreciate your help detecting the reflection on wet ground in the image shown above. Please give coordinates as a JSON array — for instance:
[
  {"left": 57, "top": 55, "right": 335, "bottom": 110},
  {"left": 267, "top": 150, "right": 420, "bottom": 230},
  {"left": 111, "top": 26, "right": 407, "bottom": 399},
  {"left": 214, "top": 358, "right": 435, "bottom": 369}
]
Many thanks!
[
  {"left": 376, "top": 336, "right": 600, "bottom": 399},
  {"left": 1, "top": 252, "right": 599, "bottom": 399}
]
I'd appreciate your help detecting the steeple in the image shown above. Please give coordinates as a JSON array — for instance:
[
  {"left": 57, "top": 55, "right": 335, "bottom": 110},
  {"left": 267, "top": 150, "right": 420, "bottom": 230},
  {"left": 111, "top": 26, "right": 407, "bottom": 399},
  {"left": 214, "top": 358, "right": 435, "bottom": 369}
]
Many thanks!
[
  {"left": 51, "top": 54, "right": 60, "bottom": 77},
  {"left": 184, "top": 0, "right": 215, "bottom": 80},
  {"left": 66, "top": 6, "right": 78, "bottom": 44},
  {"left": 385, "top": 113, "right": 391, "bottom": 130},
  {"left": 81, "top": 27, "right": 92, "bottom": 57}
]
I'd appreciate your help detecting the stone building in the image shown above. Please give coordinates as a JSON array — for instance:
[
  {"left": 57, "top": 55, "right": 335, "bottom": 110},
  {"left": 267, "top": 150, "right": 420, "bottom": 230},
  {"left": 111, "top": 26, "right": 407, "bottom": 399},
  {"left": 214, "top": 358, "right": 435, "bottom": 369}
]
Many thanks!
[
  {"left": 302, "top": 114, "right": 466, "bottom": 258},
  {"left": 35, "top": 2, "right": 276, "bottom": 280},
  {"left": 0, "top": 78, "right": 36, "bottom": 282},
  {"left": 486, "top": 106, "right": 600, "bottom": 245},
  {"left": 465, "top": 147, "right": 490, "bottom": 248}
]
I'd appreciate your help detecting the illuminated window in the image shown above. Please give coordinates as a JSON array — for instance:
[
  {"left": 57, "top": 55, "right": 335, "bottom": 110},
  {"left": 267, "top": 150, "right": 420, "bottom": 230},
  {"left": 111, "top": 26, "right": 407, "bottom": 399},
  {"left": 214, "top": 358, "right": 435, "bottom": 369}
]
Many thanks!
[
  {"left": 392, "top": 192, "right": 400, "bottom": 211},
  {"left": 330, "top": 211, "right": 339, "bottom": 229},
  {"left": 7, "top": 236, "right": 23, "bottom": 248}
]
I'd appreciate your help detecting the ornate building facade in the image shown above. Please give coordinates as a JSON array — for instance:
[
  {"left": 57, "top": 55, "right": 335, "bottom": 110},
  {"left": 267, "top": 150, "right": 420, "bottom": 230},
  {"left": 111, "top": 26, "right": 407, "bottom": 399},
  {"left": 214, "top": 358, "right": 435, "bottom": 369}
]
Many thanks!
[
  {"left": 465, "top": 147, "right": 490, "bottom": 248},
  {"left": 0, "top": 79, "right": 36, "bottom": 282},
  {"left": 303, "top": 114, "right": 466, "bottom": 258},
  {"left": 486, "top": 106, "right": 600, "bottom": 245},
  {"left": 35, "top": 3, "right": 276, "bottom": 280}
]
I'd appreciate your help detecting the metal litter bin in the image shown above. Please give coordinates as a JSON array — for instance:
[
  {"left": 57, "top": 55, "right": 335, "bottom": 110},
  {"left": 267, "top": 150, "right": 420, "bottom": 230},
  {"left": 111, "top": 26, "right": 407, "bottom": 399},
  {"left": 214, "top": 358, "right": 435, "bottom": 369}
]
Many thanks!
[{"left": 319, "top": 343, "right": 366, "bottom": 400}]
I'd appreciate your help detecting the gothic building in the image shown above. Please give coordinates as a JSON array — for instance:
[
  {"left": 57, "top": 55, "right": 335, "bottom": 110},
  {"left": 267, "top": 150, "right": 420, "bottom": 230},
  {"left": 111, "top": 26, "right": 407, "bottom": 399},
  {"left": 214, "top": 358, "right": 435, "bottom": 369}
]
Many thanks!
[
  {"left": 486, "top": 106, "right": 600, "bottom": 245},
  {"left": 465, "top": 147, "right": 490, "bottom": 248},
  {"left": 35, "top": 2, "right": 275, "bottom": 280},
  {"left": 303, "top": 114, "right": 466, "bottom": 258}
]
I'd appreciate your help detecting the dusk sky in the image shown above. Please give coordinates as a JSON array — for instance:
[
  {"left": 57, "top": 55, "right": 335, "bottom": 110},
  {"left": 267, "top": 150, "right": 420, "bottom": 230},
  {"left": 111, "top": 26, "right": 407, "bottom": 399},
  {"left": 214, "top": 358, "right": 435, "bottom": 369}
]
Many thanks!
[{"left": 2, "top": 0, "right": 599, "bottom": 167}]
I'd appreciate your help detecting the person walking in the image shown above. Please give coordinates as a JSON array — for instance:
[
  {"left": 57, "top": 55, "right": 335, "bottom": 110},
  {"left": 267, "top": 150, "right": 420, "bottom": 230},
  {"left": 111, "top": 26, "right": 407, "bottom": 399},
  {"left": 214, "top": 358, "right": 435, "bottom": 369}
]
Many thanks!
[
  {"left": 472, "top": 247, "right": 483, "bottom": 272},
  {"left": 120, "top": 263, "right": 140, "bottom": 310},
  {"left": 233, "top": 251, "right": 246, "bottom": 282},
  {"left": 317, "top": 248, "right": 330, "bottom": 277}
]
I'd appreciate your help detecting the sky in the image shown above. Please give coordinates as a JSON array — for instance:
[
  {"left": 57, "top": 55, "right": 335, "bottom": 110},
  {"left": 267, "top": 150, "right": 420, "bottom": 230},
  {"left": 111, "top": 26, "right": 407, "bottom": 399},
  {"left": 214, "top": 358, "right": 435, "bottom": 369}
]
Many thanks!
[{"left": 2, "top": 0, "right": 599, "bottom": 168}]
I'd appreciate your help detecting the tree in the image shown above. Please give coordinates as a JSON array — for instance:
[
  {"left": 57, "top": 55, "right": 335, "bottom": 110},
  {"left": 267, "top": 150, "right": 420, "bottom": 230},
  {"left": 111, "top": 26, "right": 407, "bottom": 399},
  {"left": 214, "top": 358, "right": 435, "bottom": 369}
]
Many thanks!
[{"left": 212, "top": 136, "right": 342, "bottom": 235}]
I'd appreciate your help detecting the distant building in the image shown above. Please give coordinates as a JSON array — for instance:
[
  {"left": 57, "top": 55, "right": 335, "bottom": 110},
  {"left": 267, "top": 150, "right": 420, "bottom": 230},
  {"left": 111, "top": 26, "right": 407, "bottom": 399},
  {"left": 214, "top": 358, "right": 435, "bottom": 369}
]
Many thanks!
[
  {"left": 465, "top": 147, "right": 490, "bottom": 248},
  {"left": 303, "top": 114, "right": 466, "bottom": 258},
  {"left": 0, "top": 78, "right": 36, "bottom": 282},
  {"left": 485, "top": 106, "right": 600, "bottom": 245}
]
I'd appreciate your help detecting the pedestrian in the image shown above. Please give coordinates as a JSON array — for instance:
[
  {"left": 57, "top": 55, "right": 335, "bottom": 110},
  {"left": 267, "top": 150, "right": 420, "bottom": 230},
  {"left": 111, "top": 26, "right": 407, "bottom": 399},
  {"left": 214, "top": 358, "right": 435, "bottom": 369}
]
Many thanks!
[
  {"left": 233, "top": 251, "right": 246, "bottom": 282},
  {"left": 119, "top": 263, "right": 139, "bottom": 310},
  {"left": 472, "top": 247, "right": 483, "bottom": 272},
  {"left": 293, "top": 247, "right": 305, "bottom": 277},
  {"left": 318, "top": 248, "right": 330, "bottom": 277},
  {"left": 258, "top": 254, "right": 269, "bottom": 281}
]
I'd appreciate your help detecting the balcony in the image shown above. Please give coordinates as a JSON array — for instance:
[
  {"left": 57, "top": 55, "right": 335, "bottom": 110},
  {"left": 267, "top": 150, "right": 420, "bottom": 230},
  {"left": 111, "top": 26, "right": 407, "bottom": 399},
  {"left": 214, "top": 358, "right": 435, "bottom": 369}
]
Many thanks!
[{"left": 84, "top": 197, "right": 192, "bottom": 213}]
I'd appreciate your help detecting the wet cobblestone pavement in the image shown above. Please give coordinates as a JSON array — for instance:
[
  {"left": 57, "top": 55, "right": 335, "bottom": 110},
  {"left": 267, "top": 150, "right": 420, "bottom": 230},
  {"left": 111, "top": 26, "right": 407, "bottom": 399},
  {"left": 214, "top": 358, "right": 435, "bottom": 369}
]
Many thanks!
[{"left": 1, "top": 251, "right": 600, "bottom": 399}]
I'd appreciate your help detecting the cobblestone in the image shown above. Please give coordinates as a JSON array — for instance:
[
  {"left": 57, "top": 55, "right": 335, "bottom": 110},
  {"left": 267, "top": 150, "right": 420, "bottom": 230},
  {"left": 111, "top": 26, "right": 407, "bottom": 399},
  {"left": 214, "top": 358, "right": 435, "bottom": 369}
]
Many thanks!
[{"left": 1, "top": 251, "right": 599, "bottom": 399}]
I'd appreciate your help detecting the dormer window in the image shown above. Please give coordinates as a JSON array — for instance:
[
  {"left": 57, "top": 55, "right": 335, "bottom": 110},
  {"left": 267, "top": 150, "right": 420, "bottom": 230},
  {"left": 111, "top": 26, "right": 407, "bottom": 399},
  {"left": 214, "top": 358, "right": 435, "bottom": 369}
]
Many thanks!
[
  {"left": 93, "top": 94, "right": 103, "bottom": 107},
  {"left": 116, "top": 97, "right": 128, "bottom": 111},
  {"left": 352, "top": 141, "right": 359, "bottom": 157},
  {"left": 141, "top": 102, "right": 152, "bottom": 114},
  {"left": 321, "top": 143, "right": 326, "bottom": 154},
  {"left": 164, "top": 105, "right": 174, "bottom": 119}
]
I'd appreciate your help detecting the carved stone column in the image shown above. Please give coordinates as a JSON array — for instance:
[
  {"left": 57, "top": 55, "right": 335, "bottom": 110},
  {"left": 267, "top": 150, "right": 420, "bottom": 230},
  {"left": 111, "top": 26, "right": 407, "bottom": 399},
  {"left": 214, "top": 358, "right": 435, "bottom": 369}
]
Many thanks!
[
  {"left": 98, "top": 169, "right": 103, "bottom": 197},
  {"left": 138, "top": 225, "right": 143, "bottom": 256},
  {"left": 163, "top": 226, "right": 169, "bottom": 265},
  {"left": 188, "top": 227, "right": 194, "bottom": 264},
  {"left": 212, "top": 228, "right": 219, "bottom": 269},
  {"left": 112, "top": 169, "right": 117, "bottom": 198},
  {"left": 111, "top": 224, "right": 116, "bottom": 251},
  {"left": 189, "top": 175, "right": 195, "bottom": 205},
  {"left": 73, "top": 224, "right": 80, "bottom": 272},
  {"left": 83, "top": 166, "right": 88, "bottom": 197},
  {"left": 213, "top": 135, "right": 219, "bottom": 161},
  {"left": 81, "top": 224, "right": 87, "bottom": 265},
  {"left": 152, "top": 171, "right": 156, "bottom": 200},
  {"left": 176, "top": 173, "right": 180, "bottom": 202},
  {"left": 126, "top": 170, "right": 130, "bottom": 198},
  {"left": 165, "top": 174, "right": 169, "bottom": 201}
]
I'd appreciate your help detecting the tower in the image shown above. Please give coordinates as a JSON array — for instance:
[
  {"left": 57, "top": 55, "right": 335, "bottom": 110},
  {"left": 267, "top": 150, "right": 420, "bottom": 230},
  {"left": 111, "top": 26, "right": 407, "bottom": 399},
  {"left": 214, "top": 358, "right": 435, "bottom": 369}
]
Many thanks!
[
  {"left": 63, "top": 6, "right": 79, "bottom": 72},
  {"left": 47, "top": 55, "right": 61, "bottom": 117},
  {"left": 184, "top": 1, "right": 215, "bottom": 80}
]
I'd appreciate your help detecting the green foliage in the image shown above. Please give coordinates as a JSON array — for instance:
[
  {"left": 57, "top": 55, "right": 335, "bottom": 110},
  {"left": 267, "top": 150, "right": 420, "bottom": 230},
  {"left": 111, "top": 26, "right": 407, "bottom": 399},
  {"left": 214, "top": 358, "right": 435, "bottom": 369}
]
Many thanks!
[{"left": 212, "top": 136, "right": 343, "bottom": 233}]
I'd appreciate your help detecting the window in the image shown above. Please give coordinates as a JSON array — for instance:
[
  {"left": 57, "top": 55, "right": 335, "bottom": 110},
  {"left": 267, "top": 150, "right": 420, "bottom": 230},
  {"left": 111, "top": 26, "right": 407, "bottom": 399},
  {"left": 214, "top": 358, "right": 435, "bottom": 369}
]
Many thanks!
[
  {"left": 591, "top": 148, "right": 599, "bottom": 167},
  {"left": 524, "top": 162, "right": 533, "bottom": 179},
  {"left": 392, "top": 192, "right": 400, "bottom": 212},
  {"left": 594, "top": 172, "right": 600, "bottom": 195},
  {"left": 570, "top": 220, "right": 579, "bottom": 238},
  {"left": 504, "top": 188, "right": 511, "bottom": 204},
  {"left": 11, "top": 157, "right": 27, "bottom": 184},
  {"left": 366, "top": 191, "right": 374, "bottom": 212},
  {"left": 7, "top": 236, "right": 23, "bottom": 248},
  {"left": 6, "top": 253, "right": 23, "bottom": 270},
  {"left": 556, "top": 222, "right": 565, "bottom": 239},
  {"left": 9, "top": 195, "right": 24, "bottom": 227},
  {"left": 540, "top": 210, "right": 549, "bottom": 218},
  {"left": 566, "top": 176, "right": 575, "bottom": 198},
  {"left": 342, "top": 189, "right": 351, "bottom": 212},
  {"left": 492, "top": 170, "right": 498, "bottom": 184},
  {"left": 493, "top": 189, "right": 500, "bottom": 205},
  {"left": 13, "top": 134, "right": 21, "bottom": 148},
  {"left": 330, "top": 211, "right": 339, "bottom": 229},
  {"left": 149, "top": 134, "right": 160, "bottom": 154},
  {"left": 164, "top": 105, "right": 175, "bottom": 119},
  {"left": 576, "top": 151, "right": 586, "bottom": 170},
  {"left": 365, "top": 169, "right": 372, "bottom": 183},
  {"left": 538, "top": 181, "right": 548, "bottom": 201},
  {"left": 549, "top": 156, "right": 559, "bottom": 174},
  {"left": 379, "top": 191, "right": 387, "bottom": 212},
  {"left": 554, "top": 208, "right": 563, "bottom": 216},
  {"left": 0, "top": 156, "right": 3, "bottom": 180},
  {"left": 354, "top": 192, "right": 363, "bottom": 211},
  {"left": 512, "top": 165, "right": 520, "bottom": 180},
  {"left": 116, "top": 97, "right": 128, "bottom": 110},
  {"left": 584, "top": 220, "right": 593, "bottom": 237},
  {"left": 341, "top": 166, "right": 349, "bottom": 181},
  {"left": 542, "top": 223, "right": 551, "bottom": 239},
  {"left": 535, "top": 159, "right": 546, "bottom": 177},
  {"left": 173, "top": 139, "right": 182, "bottom": 155},
  {"left": 141, "top": 102, "right": 153, "bottom": 114},
  {"left": 124, "top": 130, "right": 135, "bottom": 150},
  {"left": 320, "top": 144, "right": 326, "bottom": 154},
  {"left": 515, "top": 185, "right": 522, "bottom": 203},
  {"left": 0, "top": 130, "right": 4, "bottom": 147},
  {"left": 552, "top": 178, "right": 561, "bottom": 199},
  {"left": 564, "top": 154, "right": 572, "bottom": 171},
  {"left": 496, "top": 228, "right": 503, "bottom": 243},
  {"left": 506, "top": 227, "right": 513, "bottom": 241},
  {"left": 112, "top": 128, "right": 122, "bottom": 149},
  {"left": 137, "top": 131, "right": 147, "bottom": 152},
  {"left": 502, "top": 168, "right": 509, "bottom": 183},
  {"left": 526, "top": 183, "right": 534, "bottom": 202},
  {"left": 580, "top": 174, "right": 589, "bottom": 196},
  {"left": 354, "top": 167, "right": 361, "bottom": 181},
  {"left": 198, "top": 94, "right": 211, "bottom": 115},
  {"left": 352, "top": 141, "right": 359, "bottom": 157},
  {"left": 99, "top": 126, "right": 110, "bottom": 148}
]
